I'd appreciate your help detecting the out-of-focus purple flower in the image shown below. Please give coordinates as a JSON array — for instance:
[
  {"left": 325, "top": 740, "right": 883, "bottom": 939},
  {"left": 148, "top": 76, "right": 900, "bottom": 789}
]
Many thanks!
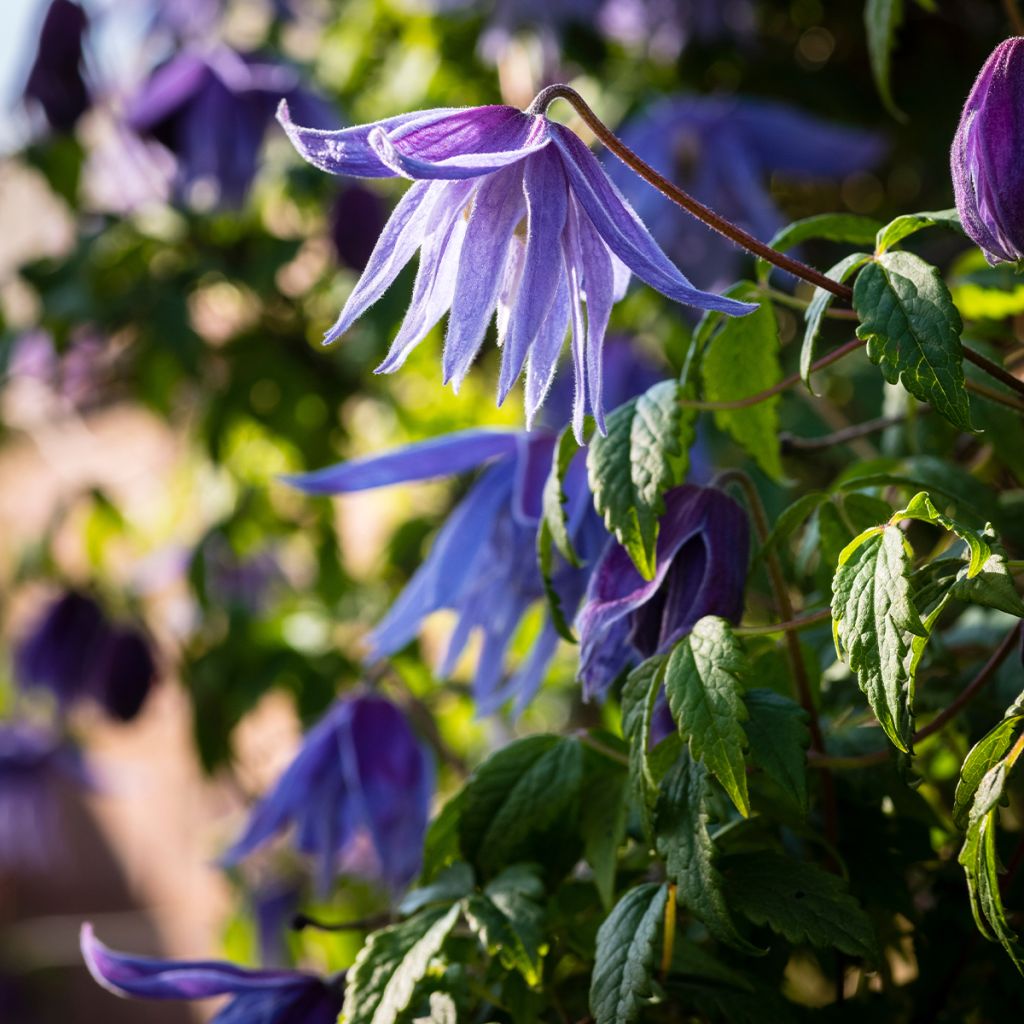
[
  {"left": 81, "top": 924, "right": 342, "bottom": 1024},
  {"left": 127, "top": 47, "right": 335, "bottom": 207},
  {"left": 0, "top": 723, "right": 89, "bottom": 872},
  {"left": 223, "top": 695, "right": 433, "bottom": 894},
  {"left": 196, "top": 535, "right": 283, "bottom": 615},
  {"left": 278, "top": 99, "right": 753, "bottom": 437},
  {"left": 7, "top": 330, "right": 107, "bottom": 410},
  {"left": 598, "top": 0, "right": 754, "bottom": 61},
  {"left": 330, "top": 184, "right": 388, "bottom": 272},
  {"left": 577, "top": 485, "right": 749, "bottom": 699},
  {"left": 252, "top": 876, "right": 303, "bottom": 967},
  {"left": 23, "top": 0, "right": 90, "bottom": 132},
  {"left": 952, "top": 38, "right": 1024, "bottom": 265},
  {"left": 608, "top": 94, "right": 886, "bottom": 289},
  {"left": 14, "top": 590, "right": 158, "bottom": 723}
]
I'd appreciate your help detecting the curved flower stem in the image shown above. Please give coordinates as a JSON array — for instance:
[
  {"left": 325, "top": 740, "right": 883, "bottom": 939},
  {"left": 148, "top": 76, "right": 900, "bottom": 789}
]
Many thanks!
[
  {"left": 809, "top": 621, "right": 1023, "bottom": 769},
  {"left": 962, "top": 350, "right": 1024, "bottom": 403},
  {"left": 712, "top": 468, "right": 838, "bottom": 845},
  {"left": 528, "top": 84, "right": 851, "bottom": 299},
  {"left": 736, "top": 608, "right": 833, "bottom": 636},
  {"left": 576, "top": 730, "right": 629, "bottom": 767},
  {"left": 781, "top": 414, "right": 913, "bottom": 452}
]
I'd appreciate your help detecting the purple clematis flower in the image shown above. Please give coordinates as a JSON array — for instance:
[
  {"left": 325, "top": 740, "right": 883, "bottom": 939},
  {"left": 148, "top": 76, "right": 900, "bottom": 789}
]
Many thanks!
[
  {"left": 952, "top": 38, "right": 1024, "bottom": 265},
  {"left": 15, "top": 590, "right": 158, "bottom": 723},
  {"left": 608, "top": 94, "right": 885, "bottom": 289},
  {"left": 23, "top": 0, "right": 90, "bottom": 133},
  {"left": 278, "top": 98, "right": 753, "bottom": 437},
  {"left": 223, "top": 694, "right": 433, "bottom": 894},
  {"left": 597, "top": 0, "right": 754, "bottom": 61},
  {"left": 576, "top": 484, "right": 749, "bottom": 699},
  {"left": 330, "top": 183, "right": 389, "bottom": 272},
  {"left": 81, "top": 924, "right": 342, "bottom": 1024},
  {"left": 127, "top": 46, "right": 334, "bottom": 207}
]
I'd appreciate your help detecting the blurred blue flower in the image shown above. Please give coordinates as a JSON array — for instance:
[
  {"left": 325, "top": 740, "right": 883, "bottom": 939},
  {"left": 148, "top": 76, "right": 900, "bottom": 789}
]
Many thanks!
[
  {"left": 576, "top": 484, "right": 749, "bottom": 698},
  {"left": 0, "top": 722, "right": 90, "bottom": 872},
  {"left": 223, "top": 694, "right": 433, "bottom": 893},
  {"left": 126, "top": 47, "right": 334, "bottom": 207},
  {"left": 15, "top": 590, "right": 158, "bottom": 723},
  {"left": 597, "top": 0, "right": 754, "bottom": 59},
  {"left": 607, "top": 94, "right": 886, "bottom": 289},
  {"left": 81, "top": 924, "right": 342, "bottom": 1024},
  {"left": 279, "top": 100, "right": 753, "bottom": 436},
  {"left": 24, "top": 0, "right": 90, "bottom": 132},
  {"left": 330, "top": 183, "right": 389, "bottom": 272}
]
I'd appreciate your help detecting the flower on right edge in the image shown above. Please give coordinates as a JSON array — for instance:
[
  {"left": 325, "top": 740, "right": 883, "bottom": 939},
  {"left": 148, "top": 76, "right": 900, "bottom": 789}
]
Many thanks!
[{"left": 952, "top": 37, "right": 1024, "bottom": 265}]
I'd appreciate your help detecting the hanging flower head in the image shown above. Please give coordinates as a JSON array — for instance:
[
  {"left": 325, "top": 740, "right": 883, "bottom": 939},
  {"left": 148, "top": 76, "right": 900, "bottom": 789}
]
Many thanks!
[
  {"left": 952, "top": 38, "right": 1024, "bottom": 265},
  {"left": 222, "top": 695, "right": 433, "bottom": 894},
  {"left": 576, "top": 485, "right": 750, "bottom": 698},
  {"left": 24, "top": 0, "right": 90, "bottom": 133},
  {"left": 278, "top": 98, "right": 754, "bottom": 437},
  {"left": 81, "top": 925, "right": 343, "bottom": 1024}
]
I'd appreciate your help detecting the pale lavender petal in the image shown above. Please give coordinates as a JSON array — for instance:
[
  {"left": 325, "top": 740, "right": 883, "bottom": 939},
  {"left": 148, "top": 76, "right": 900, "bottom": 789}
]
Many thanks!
[
  {"left": 281, "top": 429, "right": 520, "bottom": 495},
  {"left": 442, "top": 164, "right": 526, "bottom": 389},
  {"left": 495, "top": 235, "right": 526, "bottom": 345},
  {"left": 562, "top": 203, "right": 588, "bottom": 440},
  {"left": 549, "top": 124, "right": 755, "bottom": 316},
  {"left": 276, "top": 99, "right": 460, "bottom": 178},
  {"left": 524, "top": 272, "right": 570, "bottom": 426},
  {"left": 498, "top": 147, "right": 570, "bottom": 403}
]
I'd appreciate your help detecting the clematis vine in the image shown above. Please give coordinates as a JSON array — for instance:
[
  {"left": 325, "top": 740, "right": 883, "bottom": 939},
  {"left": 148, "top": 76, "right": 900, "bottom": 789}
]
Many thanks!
[
  {"left": 81, "top": 925, "right": 343, "bottom": 1024},
  {"left": 952, "top": 37, "right": 1024, "bottom": 265},
  {"left": 278, "top": 95, "right": 754, "bottom": 436},
  {"left": 222, "top": 694, "right": 433, "bottom": 894},
  {"left": 576, "top": 484, "right": 750, "bottom": 699}
]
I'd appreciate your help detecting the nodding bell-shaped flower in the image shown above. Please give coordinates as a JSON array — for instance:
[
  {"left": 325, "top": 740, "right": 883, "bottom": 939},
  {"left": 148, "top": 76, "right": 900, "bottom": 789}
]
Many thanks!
[
  {"left": 278, "top": 98, "right": 754, "bottom": 437},
  {"left": 952, "top": 38, "right": 1024, "bottom": 265},
  {"left": 576, "top": 485, "right": 750, "bottom": 699},
  {"left": 81, "top": 924, "right": 343, "bottom": 1024},
  {"left": 222, "top": 695, "right": 433, "bottom": 894}
]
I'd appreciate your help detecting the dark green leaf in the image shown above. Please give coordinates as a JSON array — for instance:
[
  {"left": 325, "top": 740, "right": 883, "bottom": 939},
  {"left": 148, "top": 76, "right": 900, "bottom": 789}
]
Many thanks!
[
  {"left": 621, "top": 655, "right": 668, "bottom": 835},
  {"left": 542, "top": 424, "right": 582, "bottom": 566},
  {"left": 831, "top": 527, "right": 927, "bottom": 752},
  {"left": 865, "top": 0, "right": 906, "bottom": 120},
  {"left": 589, "top": 883, "right": 668, "bottom": 1024},
  {"left": 951, "top": 548, "right": 1024, "bottom": 617},
  {"left": 758, "top": 213, "right": 883, "bottom": 283},
  {"left": 853, "top": 251, "right": 972, "bottom": 431},
  {"left": 757, "top": 491, "right": 830, "bottom": 562},
  {"left": 953, "top": 701, "right": 1024, "bottom": 829},
  {"left": 664, "top": 616, "right": 751, "bottom": 816},
  {"left": 537, "top": 520, "right": 578, "bottom": 643},
  {"left": 743, "top": 689, "right": 811, "bottom": 813},
  {"left": 725, "top": 852, "right": 880, "bottom": 960},
  {"left": 875, "top": 209, "right": 962, "bottom": 253},
  {"left": 421, "top": 793, "right": 465, "bottom": 883},
  {"left": 400, "top": 862, "right": 474, "bottom": 915},
  {"left": 588, "top": 380, "right": 695, "bottom": 579},
  {"left": 581, "top": 737, "right": 630, "bottom": 908}
]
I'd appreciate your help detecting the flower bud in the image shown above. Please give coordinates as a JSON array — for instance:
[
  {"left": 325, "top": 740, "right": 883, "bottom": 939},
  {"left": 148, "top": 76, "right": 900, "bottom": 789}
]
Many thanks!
[{"left": 952, "top": 38, "right": 1024, "bottom": 265}]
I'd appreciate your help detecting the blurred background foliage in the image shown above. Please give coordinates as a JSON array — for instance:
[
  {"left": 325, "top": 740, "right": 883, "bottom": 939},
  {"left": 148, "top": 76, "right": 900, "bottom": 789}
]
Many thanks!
[{"left": 0, "top": 0, "right": 1022, "bottom": 1020}]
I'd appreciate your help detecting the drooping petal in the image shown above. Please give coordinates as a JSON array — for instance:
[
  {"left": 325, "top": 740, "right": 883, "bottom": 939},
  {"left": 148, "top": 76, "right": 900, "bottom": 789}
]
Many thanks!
[
  {"left": 281, "top": 429, "right": 520, "bottom": 495},
  {"left": 549, "top": 124, "right": 755, "bottom": 316},
  {"left": 442, "top": 164, "right": 526, "bottom": 389},
  {"left": 562, "top": 211, "right": 589, "bottom": 442},
  {"left": 276, "top": 99, "right": 460, "bottom": 178},
  {"left": 512, "top": 433, "right": 557, "bottom": 524},
  {"left": 523, "top": 272, "right": 570, "bottom": 426},
  {"left": 369, "top": 107, "right": 551, "bottom": 180},
  {"left": 498, "top": 147, "right": 570, "bottom": 403}
]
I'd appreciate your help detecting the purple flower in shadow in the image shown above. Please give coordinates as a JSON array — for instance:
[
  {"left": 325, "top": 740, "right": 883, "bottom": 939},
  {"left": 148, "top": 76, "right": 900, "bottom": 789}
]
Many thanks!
[
  {"left": 607, "top": 94, "right": 885, "bottom": 289},
  {"left": 952, "top": 38, "right": 1024, "bottom": 265},
  {"left": 330, "top": 183, "right": 389, "bottom": 272},
  {"left": 278, "top": 99, "right": 753, "bottom": 437},
  {"left": 576, "top": 484, "right": 749, "bottom": 699},
  {"left": 24, "top": 0, "right": 90, "bottom": 132},
  {"left": 222, "top": 695, "right": 433, "bottom": 894},
  {"left": 81, "top": 924, "right": 342, "bottom": 1024},
  {"left": 127, "top": 47, "right": 334, "bottom": 207}
]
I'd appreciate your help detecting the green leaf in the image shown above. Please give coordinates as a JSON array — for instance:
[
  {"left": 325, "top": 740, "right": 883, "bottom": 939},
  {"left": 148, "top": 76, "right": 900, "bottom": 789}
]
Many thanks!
[
  {"left": 953, "top": 699, "right": 1024, "bottom": 829},
  {"left": 343, "top": 904, "right": 462, "bottom": 1024},
  {"left": 400, "top": 862, "right": 475, "bottom": 915},
  {"left": 542, "top": 424, "right": 582, "bottom": 566},
  {"left": 655, "top": 754, "right": 760, "bottom": 952},
  {"left": 537, "top": 520, "right": 578, "bottom": 643},
  {"left": 890, "top": 491, "right": 990, "bottom": 577},
  {"left": 757, "top": 491, "right": 830, "bottom": 562},
  {"left": 581, "top": 737, "right": 630, "bottom": 909},
  {"left": 743, "top": 689, "right": 811, "bottom": 813},
  {"left": 589, "top": 883, "right": 668, "bottom": 1024},
  {"left": 701, "top": 290, "right": 784, "bottom": 480},
  {"left": 621, "top": 656, "right": 668, "bottom": 836},
  {"left": 463, "top": 865, "right": 547, "bottom": 987},
  {"left": 757, "top": 213, "right": 883, "bottom": 283},
  {"left": 801, "top": 253, "right": 871, "bottom": 392},
  {"left": 958, "top": 752, "right": 1024, "bottom": 973},
  {"left": 950, "top": 547, "right": 1024, "bottom": 617},
  {"left": 724, "top": 852, "right": 880, "bottom": 960},
  {"left": 874, "top": 208, "right": 962, "bottom": 253},
  {"left": 865, "top": 0, "right": 906, "bottom": 120},
  {"left": 664, "top": 616, "right": 751, "bottom": 816},
  {"left": 831, "top": 527, "right": 927, "bottom": 752},
  {"left": 421, "top": 793, "right": 465, "bottom": 882},
  {"left": 587, "top": 380, "right": 695, "bottom": 579},
  {"left": 950, "top": 249, "right": 1024, "bottom": 320},
  {"left": 460, "top": 735, "right": 583, "bottom": 876},
  {"left": 853, "top": 251, "right": 972, "bottom": 431}
]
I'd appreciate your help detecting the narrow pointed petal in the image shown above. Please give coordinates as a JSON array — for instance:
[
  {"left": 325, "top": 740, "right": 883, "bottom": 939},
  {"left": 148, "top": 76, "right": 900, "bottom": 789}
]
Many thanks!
[
  {"left": 495, "top": 235, "right": 526, "bottom": 346},
  {"left": 498, "top": 148, "right": 570, "bottom": 403},
  {"left": 524, "top": 274, "right": 570, "bottom": 426},
  {"left": 369, "top": 108, "right": 550, "bottom": 180},
  {"left": 323, "top": 180, "right": 442, "bottom": 344},
  {"left": 281, "top": 429, "right": 520, "bottom": 495},
  {"left": 512, "top": 434, "right": 557, "bottom": 524},
  {"left": 276, "top": 99, "right": 459, "bottom": 178},
  {"left": 442, "top": 164, "right": 526, "bottom": 388},
  {"left": 562, "top": 204, "right": 588, "bottom": 441},
  {"left": 575, "top": 199, "right": 616, "bottom": 434},
  {"left": 549, "top": 125, "right": 756, "bottom": 316}
]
